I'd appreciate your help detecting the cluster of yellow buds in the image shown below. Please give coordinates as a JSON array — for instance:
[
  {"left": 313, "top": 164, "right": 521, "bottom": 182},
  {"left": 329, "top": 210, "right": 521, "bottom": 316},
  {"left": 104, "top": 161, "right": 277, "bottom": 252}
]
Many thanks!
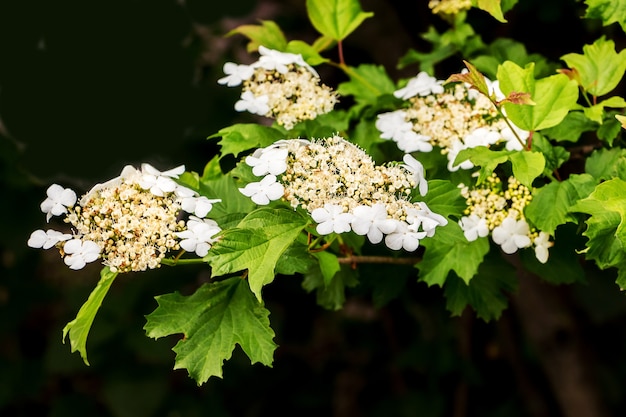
[{"left": 458, "top": 173, "right": 553, "bottom": 263}]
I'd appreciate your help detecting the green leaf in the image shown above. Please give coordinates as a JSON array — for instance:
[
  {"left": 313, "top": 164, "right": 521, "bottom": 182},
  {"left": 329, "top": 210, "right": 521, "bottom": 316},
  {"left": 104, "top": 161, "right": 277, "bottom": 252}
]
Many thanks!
[
  {"left": 285, "top": 40, "right": 330, "bottom": 66},
  {"left": 541, "top": 111, "right": 599, "bottom": 142},
  {"left": 570, "top": 178, "right": 626, "bottom": 277},
  {"left": 530, "top": 132, "right": 570, "bottom": 172},
  {"left": 498, "top": 61, "right": 579, "bottom": 131},
  {"left": 585, "top": 147, "right": 626, "bottom": 181},
  {"left": 584, "top": 0, "right": 626, "bottom": 32},
  {"left": 62, "top": 267, "right": 119, "bottom": 365},
  {"left": 226, "top": 20, "right": 288, "bottom": 52},
  {"left": 337, "top": 64, "right": 396, "bottom": 107},
  {"left": 472, "top": 0, "right": 507, "bottom": 22},
  {"left": 312, "top": 251, "right": 341, "bottom": 286},
  {"left": 208, "top": 124, "right": 285, "bottom": 159},
  {"left": 144, "top": 277, "right": 277, "bottom": 384},
  {"left": 561, "top": 36, "right": 626, "bottom": 97},
  {"left": 275, "top": 242, "right": 317, "bottom": 275},
  {"left": 525, "top": 174, "right": 597, "bottom": 234},
  {"left": 417, "top": 222, "right": 490, "bottom": 286},
  {"left": 420, "top": 179, "right": 466, "bottom": 218},
  {"left": 205, "top": 208, "right": 309, "bottom": 300},
  {"left": 520, "top": 225, "right": 586, "bottom": 285},
  {"left": 508, "top": 151, "right": 546, "bottom": 188},
  {"left": 455, "top": 146, "right": 545, "bottom": 188},
  {"left": 198, "top": 171, "right": 257, "bottom": 218},
  {"left": 443, "top": 253, "right": 517, "bottom": 321},
  {"left": 302, "top": 264, "right": 358, "bottom": 310},
  {"left": 306, "top": 0, "right": 374, "bottom": 41}
]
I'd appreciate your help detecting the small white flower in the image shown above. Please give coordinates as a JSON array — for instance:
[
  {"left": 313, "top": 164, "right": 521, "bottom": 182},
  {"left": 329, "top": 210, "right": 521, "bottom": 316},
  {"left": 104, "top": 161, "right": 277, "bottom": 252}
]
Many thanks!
[
  {"left": 218, "top": 62, "right": 254, "bottom": 87},
  {"left": 394, "top": 71, "right": 444, "bottom": 100},
  {"left": 463, "top": 127, "right": 501, "bottom": 148},
  {"left": 177, "top": 217, "right": 221, "bottom": 257},
  {"left": 351, "top": 203, "right": 397, "bottom": 244},
  {"left": 138, "top": 164, "right": 185, "bottom": 197},
  {"left": 311, "top": 204, "right": 353, "bottom": 235},
  {"left": 27, "top": 229, "right": 72, "bottom": 249},
  {"left": 63, "top": 239, "right": 101, "bottom": 270},
  {"left": 533, "top": 231, "right": 553, "bottom": 264},
  {"left": 40, "top": 184, "right": 77, "bottom": 222},
  {"left": 458, "top": 214, "right": 489, "bottom": 241},
  {"left": 385, "top": 221, "right": 428, "bottom": 251},
  {"left": 235, "top": 91, "right": 270, "bottom": 115},
  {"left": 409, "top": 202, "right": 448, "bottom": 237},
  {"left": 492, "top": 217, "right": 532, "bottom": 254},
  {"left": 376, "top": 110, "right": 412, "bottom": 142},
  {"left": 255, "top": 46, "right": 318, "bottom": 76},
  {"left": 401, "top": 154, "right": 428, "bottom": 196},
  {"left": 181, "top": 195, "right": 221, "bottom": 218},
  {"left": 245, "top": 147, "right": 289, "bottom": 176},
  {"left": 396, "top": 130, "right": 434, "bottom": 153},
  {"left": 239, "top": 174, "right": 285, "bottom": 205}
]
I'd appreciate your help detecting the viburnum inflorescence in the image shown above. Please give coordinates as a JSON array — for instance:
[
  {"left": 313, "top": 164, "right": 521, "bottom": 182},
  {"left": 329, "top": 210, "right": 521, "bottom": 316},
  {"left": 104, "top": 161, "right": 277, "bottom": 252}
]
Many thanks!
[
  {"left": 238, "top": 135, "right": 447, "bottom": 251},
  {"left": 28, "top": 164, "right": 222, "bottom": 272},
  {"left": 218, "top": 46, "right": 338, "bottom": 130},
  {"left": 375, "top": 71, "right": 529, "bottom": 172},
  {"left": 458, "top": 173, "right": 553, "bottom": 263}
]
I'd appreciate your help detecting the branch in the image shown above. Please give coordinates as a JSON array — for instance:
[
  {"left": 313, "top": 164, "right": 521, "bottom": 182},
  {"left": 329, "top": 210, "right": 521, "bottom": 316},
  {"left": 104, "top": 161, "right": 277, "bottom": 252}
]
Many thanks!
[{"left": 337, "top": 255, "right": 421, "bottom": 265}]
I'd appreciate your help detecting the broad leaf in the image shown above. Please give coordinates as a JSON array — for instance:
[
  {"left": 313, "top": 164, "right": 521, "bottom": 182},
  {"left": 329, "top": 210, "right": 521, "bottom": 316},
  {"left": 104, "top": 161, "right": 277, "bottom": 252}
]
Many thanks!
[
  {"left": 420, "top": 179, "right": 466, "bottom": 218},
  {"left": 337, "top": 64, "right": 396, "bottom": 107},
  {"left": 144, "top": 277, "right": 277, "bottom": 384},
  {"left": 541, "top": 111, "right": 598, "bottom": 142},
  {"left": 205, "top": 208, "right": 309, "bottom": 300},
  {"left": 570, "top": 178, "right": 626, "bottom": 279},
  {"left": 561, "top": 36, "right": 626, "bottom": 97},
  {"left": 472, "top": 0, "right": 507, "bottom": 22},
  {"left": 584, "top": 0, "right": 626, "bottom": 33},
  {"left": 525, "top": 174, "right": 597, "bottom": 234},
  {"left": 443, "top": 253, "right": 517, "bottom": 321},
  {"left": 302, "top": 264, "right": 358, "bottom": 310},
  {"left": 306, "top": 0, "right": 374, "bottom": 41},
  {"left": 585, "top": 147, "right": 626, "bottom": 181},
  {"left": 226, "top": 20, "right": 288, "bottom": 52},
  {"left": 498, "top": 61, "right": 578, "bottom": 131},
  {"left": 63, "top": 267, "right": 119, "bottom": 365},
  {"left": 208, "top": 124, "right": 284, "bottom": 159},
  {"left": 417, "top": 222, "right": 490, "bottom": 286},
  {"left": 455, "top": 146, "right": 545, "bottom": 188}
]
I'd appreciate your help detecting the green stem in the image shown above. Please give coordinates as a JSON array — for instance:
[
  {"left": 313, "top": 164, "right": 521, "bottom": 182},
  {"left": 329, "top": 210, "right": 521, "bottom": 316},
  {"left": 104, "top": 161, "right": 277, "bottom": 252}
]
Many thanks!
[{"left": 338, "top": 255, "right": 421, "bottom": 265}]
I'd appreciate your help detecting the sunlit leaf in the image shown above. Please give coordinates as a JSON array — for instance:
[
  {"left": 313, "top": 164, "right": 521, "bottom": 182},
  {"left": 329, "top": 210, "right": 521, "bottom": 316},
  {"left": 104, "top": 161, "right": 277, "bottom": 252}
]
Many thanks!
[
  {"left": 226, "top": 20, "right": 288, "bottom": 52},
  {"left": 62, "top": 267, "right": 119, "bottom": 365},
  {"left": 205, "top": 208, "right": 309, "bottom": 300},
  {"left": 417, "top": 222, "right": 490, "bottom": 286},
  {"left": 144, "top": 278, "right": 277, "bottom": 384},
  {"left": 525, "top": 174, "right": 597, "bottom": 234},
  {"left": 561, "top": 36, "right": 626, "bottom": 97},
  {"left": 498, "top": 61, "right": 579, "bottom": 131},
  {"left": 306, "top": 0, "right": 374, "bottom": 41}
]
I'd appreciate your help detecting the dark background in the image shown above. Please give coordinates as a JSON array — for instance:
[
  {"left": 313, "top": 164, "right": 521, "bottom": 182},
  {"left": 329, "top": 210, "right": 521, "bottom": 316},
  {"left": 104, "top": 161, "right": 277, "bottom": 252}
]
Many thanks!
[{"left": 2, "top": 1, "right": 626, "bottom": 416}]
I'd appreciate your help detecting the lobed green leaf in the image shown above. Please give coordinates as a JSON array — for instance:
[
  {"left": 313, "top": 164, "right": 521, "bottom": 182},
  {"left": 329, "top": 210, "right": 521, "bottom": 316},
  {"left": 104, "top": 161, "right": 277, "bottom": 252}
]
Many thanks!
[{"left": 144, "top": 277, "right": 277, "bottom": 384}]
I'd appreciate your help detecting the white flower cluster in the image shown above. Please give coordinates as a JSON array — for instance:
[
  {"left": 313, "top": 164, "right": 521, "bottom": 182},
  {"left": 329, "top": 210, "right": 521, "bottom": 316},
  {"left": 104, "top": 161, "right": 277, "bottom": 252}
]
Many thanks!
[
  {"left": 218, "top": 46, "right": 338, "bottom": 130},
  {"left": 458, "top": 174, "right": 553, "bottom": 263},
  {"left": 376, "top": 71, "right": 529, "bottom": 171},
  {"left": 28, "top": 164, "right": 222, "bottom": 272},
  {"left": 428, "top": 0, "right": 472, "bottom": 16},
  {"left": 238, "top": 135, "right": 447, "bottom": 251}
]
